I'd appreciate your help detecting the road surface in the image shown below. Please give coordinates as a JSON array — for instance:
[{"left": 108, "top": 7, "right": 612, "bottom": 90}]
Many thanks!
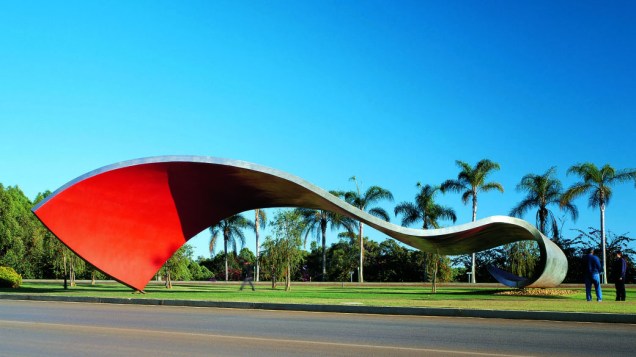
[{"left": 1, "top": 300, "right": 635, "bottom": 356}]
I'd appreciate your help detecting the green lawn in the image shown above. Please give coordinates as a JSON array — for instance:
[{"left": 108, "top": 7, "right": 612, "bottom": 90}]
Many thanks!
[{"left": 2, "top": 281, "right": 635, "bottom": 314}]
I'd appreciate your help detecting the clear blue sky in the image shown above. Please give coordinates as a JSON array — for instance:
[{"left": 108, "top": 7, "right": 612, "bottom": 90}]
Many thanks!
[{"left": 1, "top": 1, "right": 634, "bottom": 258}]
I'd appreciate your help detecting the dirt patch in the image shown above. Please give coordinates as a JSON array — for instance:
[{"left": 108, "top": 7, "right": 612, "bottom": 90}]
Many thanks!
[{"left": 495, "top": 288, "right": 578, "bottom": 296}]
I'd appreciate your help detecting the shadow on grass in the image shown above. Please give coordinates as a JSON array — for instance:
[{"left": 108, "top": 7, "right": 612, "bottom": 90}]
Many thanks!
[
  {"left": 0, "top": 284, "right": 136, "bottom": 295},
  {"left": 0, "top": 286, "right": 69, "bottom": 294},
  {"left": 444, "top": 289, "right": 579, "bottom": 300}
]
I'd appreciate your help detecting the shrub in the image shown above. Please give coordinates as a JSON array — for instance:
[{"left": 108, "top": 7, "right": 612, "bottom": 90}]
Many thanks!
[
  {"left": 188, "top": 261, "right": 214, "bottom": 281},
  {"left": 0, "top": 266, "right": 22, "bottom": 288}
]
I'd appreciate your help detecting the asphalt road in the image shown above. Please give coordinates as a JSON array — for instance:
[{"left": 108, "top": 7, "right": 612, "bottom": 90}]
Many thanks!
[{"left": 1, "top": 300, "right": 635, "bottom": 356}]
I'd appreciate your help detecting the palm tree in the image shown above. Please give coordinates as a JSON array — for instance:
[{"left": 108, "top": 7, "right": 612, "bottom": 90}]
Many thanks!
[
  {"left": 296, "top": 192, "right": 354, "bottom": 281},
  {"left": 510, "top": 167, "right": 578, "bottom": 237},
  {"left": 560, "top": 163, "right": 636, "bottom": 284},
  {"left": 345, "top": 176, "right": 394, "bottom": 283},
  {"left": 253, "top": 209, "right": 267, "bottom": 282},
  {"left": 209, "top": 214, "right": 255, "bottom": 282},
  {"left": 395, "top": 182, "right": 457, "bottom": 292},
  {"left": 441, "top": 159, "right": 504, "bottom": 283},
  {"left": 508, "top": 167, "right": 578, "bottom": 278},
  {"left": 394, "top": 183, "right": 457, "bottom": 229}
]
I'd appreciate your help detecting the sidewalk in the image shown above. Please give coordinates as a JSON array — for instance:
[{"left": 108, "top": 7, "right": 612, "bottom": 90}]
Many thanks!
[{"left": 1, "top": 292, "right": 634, "bottom": 324}]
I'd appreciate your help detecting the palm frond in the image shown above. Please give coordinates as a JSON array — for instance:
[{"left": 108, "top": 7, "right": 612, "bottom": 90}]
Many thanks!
[
  {"left": 296, "top": 207, "right": 322, "bottom": 245},
  {"left": 480, "top": 182, "right": 504, "bottom": 193},
  {"left": 368, "top": 207, "right": 390, "bottom": 222},
  {"left": 476, "top": 159, "right": 501, "bottom": 174},
  {"left": 509, "top": 197, "right": 534, "bottom": 218},
  {"left": 330, "top": 213, "right": 356, "bottom": 234},
  {"left": 588, "top": 188, "right": 608, "bottom": 209},
  {"left": 440, "top": 179, "right": 466, "bottom": 194},
  {"left": 559, "top": 200, "right": 579, "bottom": 221},
  {"left": 561, "top": 182, "right": 591, "bottom": 206},
  {"left": 394, "top": 202, "right": 421, "bottom": 227},
  {"left": 329, "top": 190, "right": 346, "bottom": 198},
  {"left": 434, "top": 205, "right": 457, "bottom": 223},
  {"left": 600, "top": 164, "right": 616, "bottom": 182},
  {"left": 365, "top": 186, "right": 394, "bottom": 204},
  {"left": 455, "top": 160, "right": 472, "bottom": 175},
  {"left": 567, "top": 162, "right": 598, "bottom": 182},
  {"left": 461, "top": 190, "right": 473, "bottom": 205},
  {"left": 344, "top": 190, "right": 362, "bottom": 208},
  {"left": 614, "top": 167, "right": 636, "bottom": 184},
  {"left": 550, "top": 213, "right": 560, "bottom": 239}
]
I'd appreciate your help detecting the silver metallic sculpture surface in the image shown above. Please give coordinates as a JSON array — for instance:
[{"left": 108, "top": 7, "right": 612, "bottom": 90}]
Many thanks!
[{"left": 34, "top": 156, "right": 567, "bottom": 289}]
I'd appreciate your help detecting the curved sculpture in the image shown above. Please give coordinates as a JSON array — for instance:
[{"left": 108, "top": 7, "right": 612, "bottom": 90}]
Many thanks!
[{"left": 32, "top": 156, "right": 567, "bottom": 290}]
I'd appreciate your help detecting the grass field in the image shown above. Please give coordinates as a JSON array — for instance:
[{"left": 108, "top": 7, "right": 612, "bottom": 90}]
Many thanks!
[{"left": 2, "top": 281, "right": 635, "bottom": 314}]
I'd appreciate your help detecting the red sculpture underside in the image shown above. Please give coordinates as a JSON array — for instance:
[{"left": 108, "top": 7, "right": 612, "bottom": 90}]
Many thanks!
[{"left": 34, "top": 160, "right": 305, "bottom": 290}]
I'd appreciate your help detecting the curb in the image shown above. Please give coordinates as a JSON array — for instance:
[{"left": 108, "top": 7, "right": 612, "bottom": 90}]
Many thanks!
[{"left": 1, "top": 293, "right": 634, "bottom": 324}]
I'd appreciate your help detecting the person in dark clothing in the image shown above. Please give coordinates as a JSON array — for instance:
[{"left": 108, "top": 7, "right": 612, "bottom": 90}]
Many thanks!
[
  {"left": 583, "top": 248, "right": 602, "bottom": 302},
  {"left": 612, "top": 251, "right": 627, "bottom": 301},
  {"left": 240, "top": 261, "right": 255, "bottom": 291}
]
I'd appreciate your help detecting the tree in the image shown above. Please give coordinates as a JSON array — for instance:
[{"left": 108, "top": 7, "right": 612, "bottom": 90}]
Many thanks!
[
  {"left": 376, "top": 239, "right": 409, "bottom": 282},
  {"left": 573, "top": 227, "right": 635, "bottom": 283},
  {"left": 188, "top": 260, "right": 213, "bottom": 281},
  {"left": 238, "top": 247, "right": 256, "bottom": 264},
  {"left": 198, "top": 253, "right": 240, "bottom": 281},
  {"left": 260, "top": 236, "right": 285, "bottom": 288},
  {"left": 561, "top": 163, "right": 636, "bottom": 283},
  {"left": 452, "top": 246, "right": 506, "bottom": 282},
  {"left": 510, "top": 167, "right": 578, "bottom": 237},
  {"left": 163, "top": 244, "right": 194, "bottom": 288},
  {"left": 506, "top": 240, "right": 539, "bottom": 278},
  {"left": 209, "top": 214, "right": 254, "bottom": 282},
  {"left": 362, "top": 238, "right": 381, "bottom": 281},
  {"left": 441, "top": 159, "right": 504, "bottom": 283},
  {"left": 394, "top": 182, "right": 456, "bottom": 292},
  {"left": 296, "top": 192, "right": 354, "bottom": 281},
  {"left": 508, "top": 167, "right": 578, "bottom": 278},
  {"left": 260, "top": 210, "right": 305, "bottom": 291},
  {"left": 394, "top": 183, "right": 456, "bottom": 230},
  {"left": 0, "top": 186, "right": 94, "bottom": 285},
  {"left": 35, "top": 191, "right": 92, "bottom": 286},
  {"left": 253, "top": 209, "right": 267, "bottom": 282},
  {"left": 345, "top": 177, "right": 393, "bottom": 283},
  {"left": 0, "top": 185, "right": 39, "bottom": 277},
  {"left": 551, "top": 217, "right": 586, "bottom": 283},
  {"left": 326, "top": 234, "right": 358, "bottom": 282}
]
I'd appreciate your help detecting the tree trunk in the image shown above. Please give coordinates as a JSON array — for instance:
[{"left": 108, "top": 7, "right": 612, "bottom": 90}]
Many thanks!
[
  {"left": 358, "top": 222, "right": 364, "bottom": 283},
  {"left": 165, "top": 268, "right": 172, "bottom": 289},
  {"left": 539, "top": 207, "right": 546, "bottom": 235},
  {"left": 285, "top": 263, "right": 291, "bottom": 291},
  {"left": 224, "top": 237, "right": 229, "bottom": 282},
  {"left": 69, "top": 255, "right": 76, "bottom": 287},
  {"left": 255, "top": 210, "right": 260, "bottom": 282},
  {"left": 63, "top": 252, "right": 68, "bottom": 290},
  {"left": 432, "top": 257, "right": 438, "bottom": 293},
  {"left": 321, "top": 219, "right": 327, "bottom": 281},
  {"left": 271, "top": 265, "right": 276, "bottom": 289},
  {"left": 471, "top": 193, "right": 477, "bottom": 283},
  {"left": 91, "top": 270, "right": 96, "bottom": 285},
  {"left": 600, "top": 203, "right": 607, "bottom": 284}
]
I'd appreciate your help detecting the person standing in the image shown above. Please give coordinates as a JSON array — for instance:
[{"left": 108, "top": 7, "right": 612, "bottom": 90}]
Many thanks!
[
  {"left": 583, "top": 248, "right": 603, "bottom": 302},
  {"left": 240, "top": 261, "right": 255, "bottom": 291},
  {"left": 612, "top": 251, "right": 627, "bottom": 301}
]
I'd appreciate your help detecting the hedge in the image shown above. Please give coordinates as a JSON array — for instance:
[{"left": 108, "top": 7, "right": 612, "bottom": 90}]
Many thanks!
[{"left": 0, "top": 266, "right": 22, "bottom": 288}]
